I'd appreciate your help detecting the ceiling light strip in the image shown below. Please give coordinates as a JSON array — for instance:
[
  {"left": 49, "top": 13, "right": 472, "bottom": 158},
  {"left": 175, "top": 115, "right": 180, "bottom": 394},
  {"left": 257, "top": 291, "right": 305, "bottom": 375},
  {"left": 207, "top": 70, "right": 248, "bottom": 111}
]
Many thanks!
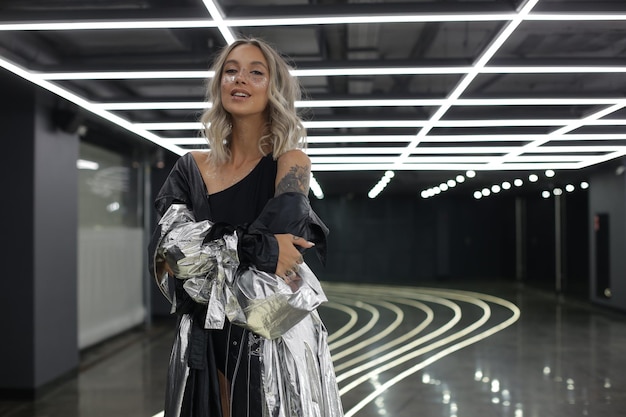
[
  {"left": 398, "top": 0, "right": 540, "bottom": 162},
  {"left": 311, "top": 156, "right": 585, "bottom": 164},
  {"left": 94, "top": 97, "right": 624, "bottom": 111},
  {"left": 172, "top": 134, "right": 626, "bottom": 146},
  {"left": 364, "top": 0, "right": 539, "bottom": 197},
  {"left": 40, "top": 66, "right": 626, "bottom": 81},
  {"left": 167, "top": 138, "right": 207, "bottom": 145},
  {"left": 42, "top": 71, "right": 214, "bottom": 80},
  {"left": 201, "top": 0, "right": 236, "bottom": 44},
  {"left": 98, "top": 102, "right": 209, "bottom": 110},
  {"left": 0, "top": 56, "right": 185, "bottom": 156},
  {"left": 577, "top": 150, "right": 626, "bottom": 169},
  {"left": 483, "top": 66, "right": 626, "bottom": 74},
  {"left": 135, "top": 118, "right": 610, "bottom": 131},
  {"left": 526, "top": 13, "right": 626, "bottom": 21},
  {"left": 0, "top": 20, "right": 218, "bottom": 31},
  {"left": 308, "top": 146, "right": 626, "bottom": 155},
  {"left": 491, "top": 101, "right": 626, "bottom": 165},
  {"left": 420, "top": 133, "right": 626, "bottom": 142},
  {"left": 170, "top": 135, "right": 419, "bottom": 145},
  {"left": 306, "top": 135, "right": 416, "bottom": 144},
  {"left": 0, "top": 14, "right": 516, "bottom": 32},
  {"left": 311, "top": 162, "right": 582, "bottom": 171},
  {"left": 2, "top": 12, "right": 624, "bottom": 32}
]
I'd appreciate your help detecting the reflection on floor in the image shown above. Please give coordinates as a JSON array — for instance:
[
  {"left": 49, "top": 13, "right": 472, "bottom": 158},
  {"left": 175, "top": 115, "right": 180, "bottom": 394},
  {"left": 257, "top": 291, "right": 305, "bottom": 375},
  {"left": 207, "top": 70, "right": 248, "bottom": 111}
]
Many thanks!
[{"left": 2, "top": 281, "right": 625, "bottom": 417}]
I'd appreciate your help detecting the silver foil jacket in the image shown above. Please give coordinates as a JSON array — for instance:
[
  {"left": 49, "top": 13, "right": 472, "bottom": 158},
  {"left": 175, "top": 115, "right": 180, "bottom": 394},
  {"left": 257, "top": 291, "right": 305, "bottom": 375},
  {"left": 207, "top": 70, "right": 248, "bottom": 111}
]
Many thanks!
[{"left": 153, "top": 203, "right": 344, "bottom": 417}]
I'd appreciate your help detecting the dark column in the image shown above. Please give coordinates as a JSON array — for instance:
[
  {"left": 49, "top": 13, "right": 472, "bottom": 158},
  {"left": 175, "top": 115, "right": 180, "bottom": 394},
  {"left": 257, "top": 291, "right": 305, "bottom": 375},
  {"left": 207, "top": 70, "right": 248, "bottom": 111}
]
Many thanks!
[
  {"left": 588, "top": 160, "right": 626, "bottom": 311},
  {"left": 0, "top": 70, "right": 79, "bottom": 396}
]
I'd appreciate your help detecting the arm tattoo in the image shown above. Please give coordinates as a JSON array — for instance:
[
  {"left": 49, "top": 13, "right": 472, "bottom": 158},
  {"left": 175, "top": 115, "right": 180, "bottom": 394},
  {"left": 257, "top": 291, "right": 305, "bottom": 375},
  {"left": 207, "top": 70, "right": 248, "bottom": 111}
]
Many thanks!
[{"left": 275, "top": 164, "right": 310, "bottom": 195}]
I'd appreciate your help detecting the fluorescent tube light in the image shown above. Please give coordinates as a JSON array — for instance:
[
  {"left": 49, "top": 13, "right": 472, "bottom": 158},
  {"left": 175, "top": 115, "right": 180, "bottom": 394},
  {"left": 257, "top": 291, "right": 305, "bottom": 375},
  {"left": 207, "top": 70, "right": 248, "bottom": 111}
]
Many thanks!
[
  {"left": 94, "top": 97, "right": 624, "bottom": 112},
  {"left": 4, "top": 12, "right": 625, "bottom": 33},
  {"left": 97, "top": 102, "right": 209, "bottom": 110},
  {"left": 37, "top": 67, "right": 626, "bottom": 81},
  {"left": 0, "top": 55, "right": 185, "bottom": 156},
  {"left": 41, "top": 71, "right": 213, "bottom": 80},
  {"left": 201, "top": 0, "right": 236, "bottom": 44},
  {"left": 311, "top": 163, "right": 583, "bottom": 171}
]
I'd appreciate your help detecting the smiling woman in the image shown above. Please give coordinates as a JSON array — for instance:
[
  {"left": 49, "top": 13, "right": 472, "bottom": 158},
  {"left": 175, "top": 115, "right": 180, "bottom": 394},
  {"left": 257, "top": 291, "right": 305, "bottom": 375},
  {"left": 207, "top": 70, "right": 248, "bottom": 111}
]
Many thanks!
[{"left": 149, "top": 38, "right": 343, "bottom": 417}]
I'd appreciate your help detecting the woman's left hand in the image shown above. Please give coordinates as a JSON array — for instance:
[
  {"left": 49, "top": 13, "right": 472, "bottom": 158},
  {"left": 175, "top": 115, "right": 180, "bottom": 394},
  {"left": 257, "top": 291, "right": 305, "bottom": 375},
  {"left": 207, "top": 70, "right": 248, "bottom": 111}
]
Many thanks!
[{"left": 274, "top": 233, "right": 313, "bottom": 287}]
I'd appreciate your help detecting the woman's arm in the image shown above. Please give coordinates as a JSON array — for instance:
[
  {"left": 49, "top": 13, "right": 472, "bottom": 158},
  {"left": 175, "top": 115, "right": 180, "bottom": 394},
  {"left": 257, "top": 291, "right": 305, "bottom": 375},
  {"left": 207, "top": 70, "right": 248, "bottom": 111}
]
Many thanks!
[{"left": 273, "top": 150, "right": 315, "bottom": 280}]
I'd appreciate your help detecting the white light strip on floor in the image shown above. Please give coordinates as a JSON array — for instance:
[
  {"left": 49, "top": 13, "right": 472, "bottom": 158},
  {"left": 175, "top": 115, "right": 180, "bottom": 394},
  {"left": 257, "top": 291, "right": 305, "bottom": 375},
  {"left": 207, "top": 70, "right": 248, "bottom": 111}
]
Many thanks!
[
  {"left": 332, "top": 298, "right": 434, "bottom": 372},
  {"left": 322, "top": 301, "right": 359, "bottom": 344},
  {"left": 324, "top": 285, "right": 521, "bottom": 417},
  {"left": 328, "top": 298, "right": 380, "bottom": 351},
  {"left": 330, "top": 298, "right": 404, "bottom": 361},
  {"left": 342, "top": 289, "right": 521, "bottom": 417},
  {"left": 331, "top": 293, "right": 461, "bottom": 380},
  {"left": 337, "top": 288, "right": 494, "bottom": 393}
]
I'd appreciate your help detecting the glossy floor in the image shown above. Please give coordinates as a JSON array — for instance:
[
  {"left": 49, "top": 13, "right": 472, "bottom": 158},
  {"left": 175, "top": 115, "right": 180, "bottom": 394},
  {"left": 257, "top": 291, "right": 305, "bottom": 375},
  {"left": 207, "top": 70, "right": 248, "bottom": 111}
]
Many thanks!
[{"left": 2, "top": 281, "right": 625, "bottom": 417}]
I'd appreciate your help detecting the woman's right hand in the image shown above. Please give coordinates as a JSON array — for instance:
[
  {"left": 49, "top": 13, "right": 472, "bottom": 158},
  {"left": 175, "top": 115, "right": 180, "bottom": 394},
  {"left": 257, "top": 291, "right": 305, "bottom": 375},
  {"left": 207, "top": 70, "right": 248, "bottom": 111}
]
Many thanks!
[{"left": 274, "top": 234, "right": 314, "bottom": 285}]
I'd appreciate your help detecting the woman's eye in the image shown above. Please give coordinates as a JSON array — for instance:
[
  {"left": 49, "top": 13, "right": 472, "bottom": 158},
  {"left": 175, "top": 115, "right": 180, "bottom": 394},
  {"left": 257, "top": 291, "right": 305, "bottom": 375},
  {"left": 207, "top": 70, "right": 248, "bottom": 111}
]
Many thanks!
[
  {"left": 224, "top": 68, "right": 237, "bottom": 74},
  {"left": 251, "top": 70, "right": 264, "bottom": 76}
]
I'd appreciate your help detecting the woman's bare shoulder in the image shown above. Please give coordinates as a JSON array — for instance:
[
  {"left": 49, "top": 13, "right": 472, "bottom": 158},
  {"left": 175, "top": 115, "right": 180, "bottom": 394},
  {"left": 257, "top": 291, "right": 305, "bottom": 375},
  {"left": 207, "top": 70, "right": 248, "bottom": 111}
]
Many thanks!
[
  {"left": 189, "top": 150, "right": 211, "bottom": 169},
  {"left": 277, "top": 149, "right": 310, "bottom": 168}
]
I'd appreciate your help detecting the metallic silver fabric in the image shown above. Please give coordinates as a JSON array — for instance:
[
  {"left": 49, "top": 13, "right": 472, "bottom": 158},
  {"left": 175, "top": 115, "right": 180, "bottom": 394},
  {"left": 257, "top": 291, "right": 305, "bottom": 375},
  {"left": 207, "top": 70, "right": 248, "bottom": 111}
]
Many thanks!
[
  {"left": 262, "top": 311, "right": 343, "bottom": 417},
  {"left": 153, "top": 203, "right": 344, "bottom": 417},
  {"left": 227, "top": 263, "right": 327, "bottom": 340},
  {"left": 164, "top": 313, "right": 192, "bottom": 417}
]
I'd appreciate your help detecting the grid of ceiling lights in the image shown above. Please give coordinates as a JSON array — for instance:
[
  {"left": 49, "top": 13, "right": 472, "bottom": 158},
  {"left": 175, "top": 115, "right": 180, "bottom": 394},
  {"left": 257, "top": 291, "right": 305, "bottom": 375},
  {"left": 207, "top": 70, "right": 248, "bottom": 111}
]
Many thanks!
[{"left": 1, "top": 0, "right": 626, "bottom": 200}]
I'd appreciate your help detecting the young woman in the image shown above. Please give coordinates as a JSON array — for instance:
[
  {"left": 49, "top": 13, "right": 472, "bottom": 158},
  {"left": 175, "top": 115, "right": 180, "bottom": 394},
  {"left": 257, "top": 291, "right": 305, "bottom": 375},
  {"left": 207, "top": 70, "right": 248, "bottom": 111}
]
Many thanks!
[{"left": 149, "top": 38, "right": 343, "bottom": 417}]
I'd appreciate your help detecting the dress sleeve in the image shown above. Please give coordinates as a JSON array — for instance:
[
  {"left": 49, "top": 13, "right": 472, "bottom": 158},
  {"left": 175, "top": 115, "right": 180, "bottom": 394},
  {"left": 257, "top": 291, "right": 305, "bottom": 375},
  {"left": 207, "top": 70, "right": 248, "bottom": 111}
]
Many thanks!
[{"left": 245, "top": 192, "right": 329, "bottom": 265}]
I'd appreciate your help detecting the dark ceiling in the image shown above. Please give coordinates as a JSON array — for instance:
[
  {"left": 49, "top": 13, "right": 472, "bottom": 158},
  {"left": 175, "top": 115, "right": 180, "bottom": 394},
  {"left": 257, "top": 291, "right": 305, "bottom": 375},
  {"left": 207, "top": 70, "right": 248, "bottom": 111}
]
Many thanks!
[{"left": 1, "top": 0, "right": 625, "bottom": 198}]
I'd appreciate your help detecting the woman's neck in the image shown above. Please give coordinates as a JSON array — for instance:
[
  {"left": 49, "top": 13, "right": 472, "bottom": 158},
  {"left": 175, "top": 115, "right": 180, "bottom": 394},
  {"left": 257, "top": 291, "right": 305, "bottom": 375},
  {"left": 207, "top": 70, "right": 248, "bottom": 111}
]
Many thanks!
[{"left": 229, "top": 116, "right": 269, "bottom": 164}]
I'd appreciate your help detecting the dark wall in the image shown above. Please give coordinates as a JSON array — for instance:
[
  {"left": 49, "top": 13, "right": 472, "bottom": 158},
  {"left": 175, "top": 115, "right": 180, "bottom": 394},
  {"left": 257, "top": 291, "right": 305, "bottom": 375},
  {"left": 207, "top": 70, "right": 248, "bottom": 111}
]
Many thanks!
[
  {"left": 589, "top": 162, "right": 626, "bottom": 311},
  {"left": 307, "top": 189, "right": 591, "bottom": 297},
  {"left": 0, "top": 71, "right": 37, "bottom": 390},
  {"left": 0, "top": 71, "right": 79, "bottom": 393},
  {"left": 33, "top": 93, "right": 79, "bottom": 386},
  {"left": 308, "top": 194, "right": 517, "bottom": 285}
]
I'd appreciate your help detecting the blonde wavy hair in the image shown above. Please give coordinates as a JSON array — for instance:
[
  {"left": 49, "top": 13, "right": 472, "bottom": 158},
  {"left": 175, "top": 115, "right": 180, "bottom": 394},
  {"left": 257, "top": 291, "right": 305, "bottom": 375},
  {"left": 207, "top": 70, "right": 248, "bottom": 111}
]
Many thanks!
[{"left": 200, "top": 38, "right": 307, "bottom": 165}]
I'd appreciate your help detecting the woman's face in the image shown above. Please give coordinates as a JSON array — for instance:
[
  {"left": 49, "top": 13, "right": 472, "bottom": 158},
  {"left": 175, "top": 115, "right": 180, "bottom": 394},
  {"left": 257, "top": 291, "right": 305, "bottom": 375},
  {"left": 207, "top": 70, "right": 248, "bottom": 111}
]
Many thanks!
[{"left": 220, "top": 44, "right": 270, "bottom": 120}]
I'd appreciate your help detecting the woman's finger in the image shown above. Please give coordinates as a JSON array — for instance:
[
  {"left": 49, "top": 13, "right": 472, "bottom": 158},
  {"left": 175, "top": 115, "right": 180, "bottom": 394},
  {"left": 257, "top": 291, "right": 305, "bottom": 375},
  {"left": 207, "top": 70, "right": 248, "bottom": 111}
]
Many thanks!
[{"left": 292, "top": 235, "right": 315, "bottom": 248}]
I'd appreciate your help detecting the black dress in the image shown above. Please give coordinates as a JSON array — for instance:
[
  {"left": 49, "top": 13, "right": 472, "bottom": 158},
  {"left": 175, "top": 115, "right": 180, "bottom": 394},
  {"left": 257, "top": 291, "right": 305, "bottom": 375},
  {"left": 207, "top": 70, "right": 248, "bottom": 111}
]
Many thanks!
[
  {"left": 157, "top": 152, "right": 277, "bottom": 417},
  {"left": 206, "top": 154, "right": 277, "bottom": 417}
]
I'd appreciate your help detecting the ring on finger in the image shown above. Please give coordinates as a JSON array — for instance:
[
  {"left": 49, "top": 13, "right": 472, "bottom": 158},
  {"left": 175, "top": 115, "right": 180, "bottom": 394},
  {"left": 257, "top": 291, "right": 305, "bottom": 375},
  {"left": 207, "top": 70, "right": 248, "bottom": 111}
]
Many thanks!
[
  {"left": 293, "top": 235, "right": 300, "bottom": 241},
  {"left": 285, "top": 269, "right": 294, "bottom": 278}
]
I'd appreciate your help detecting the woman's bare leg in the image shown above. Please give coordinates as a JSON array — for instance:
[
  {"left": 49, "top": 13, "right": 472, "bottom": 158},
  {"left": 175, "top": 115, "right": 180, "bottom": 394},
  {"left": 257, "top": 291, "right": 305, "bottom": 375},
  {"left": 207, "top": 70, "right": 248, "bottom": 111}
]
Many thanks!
[{"left": 218, "top": 371, "right": 231, "bottom": 417}]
